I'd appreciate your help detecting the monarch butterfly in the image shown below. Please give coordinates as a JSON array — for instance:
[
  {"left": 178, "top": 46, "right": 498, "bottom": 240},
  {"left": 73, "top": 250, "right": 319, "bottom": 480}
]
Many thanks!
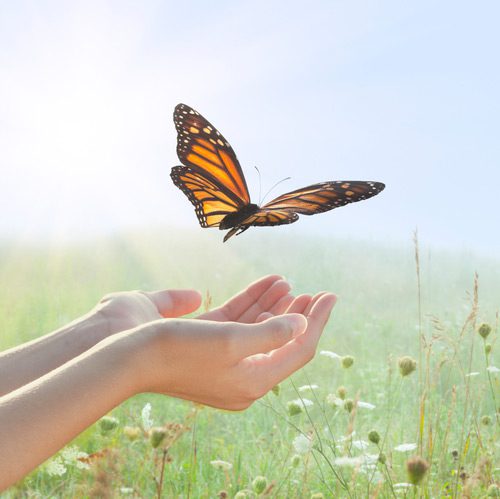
[{"left": 171, "top": 103, "right": 385, "bottom": 242}]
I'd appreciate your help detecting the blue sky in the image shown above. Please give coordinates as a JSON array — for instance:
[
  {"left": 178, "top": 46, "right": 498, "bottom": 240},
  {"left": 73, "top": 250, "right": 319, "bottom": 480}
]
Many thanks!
[{"left": 1, "top": 1, "right": 499, "bottom": 251}]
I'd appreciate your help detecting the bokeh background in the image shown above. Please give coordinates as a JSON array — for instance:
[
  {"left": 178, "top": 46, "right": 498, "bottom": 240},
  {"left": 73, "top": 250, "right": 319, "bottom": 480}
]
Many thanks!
[{"left": 1, "top": 1, "right": 499, "bottom": 252}]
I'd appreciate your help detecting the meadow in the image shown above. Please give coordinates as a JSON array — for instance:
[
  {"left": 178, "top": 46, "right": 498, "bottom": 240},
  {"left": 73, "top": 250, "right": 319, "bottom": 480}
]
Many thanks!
[{"left": 1, "top": 229, "right": 499, "bottom": 498}]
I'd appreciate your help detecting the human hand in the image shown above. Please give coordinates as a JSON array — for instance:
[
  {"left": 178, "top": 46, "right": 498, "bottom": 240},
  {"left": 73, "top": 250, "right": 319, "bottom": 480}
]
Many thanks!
[
  {"left": 197, "top": 274, "right": 295, "bottom": 323},
  {"left": 93, "top": 288, "right": 202, "bottom": 339},
  {"left": 129, "top": 291, "right": 336, "bottom": 410},
  {"left": 93, "top": 274, "right": 293, "bottom": 340}
]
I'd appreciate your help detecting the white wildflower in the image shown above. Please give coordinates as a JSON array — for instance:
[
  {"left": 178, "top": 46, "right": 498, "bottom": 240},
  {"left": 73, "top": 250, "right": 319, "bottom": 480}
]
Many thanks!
[
  {"left": 357, "top": 401, "right": 376, "bottom": 410},
  {"left": 487, "top": 365, "right": 500, "bottom": 373},
  {"left": 337, "top": 431, "right": 356, "bottom": 442},
  {"left": 291, "top": 398, "right": 314, "bottom": 408},
  {"left": 359, "top": 463, "right": 378, "bottom": 474},
  {"left": 362, "top": 453, "right": 379, "bottom": 464},
  {"left": 120, "top": 487, "right": 134, "bottom": 495},
  {"left": 466, "top": 372, "right": 480, "bottom": 377},
  {"left": 320, "top": 350, "right": 341, "bottom": 359},
  {"left": 394, "top": 482, "right": 413, "bottom": 489},
  {"left": 326, "top": 394, "right": 344, "bottom": 407},
  {"left": 293, "top": 434, "right": 313, "bottom": 454},
  {"left": 334, "top": 456, "right": 363, "bottom": 467},
  {"left": 298, "top": 384, "right": 319, "bottom": 392},
  {"left": 45, "top": 456, "right": 67, "bottom": 476},
  {"left": 141, "top": 402, "right": 153, "bottom": 431},
  {"left": 75, "top": 460, "right": 90, "bottom": 471},
  {"left": 210, "top": 460, "right": 233, "bottom": 471},
  {"left": 394, "top": 443, "right": 417, "bottom": 452},
  {"left": 61, "top": 446, "right": 89, "bottom": 466},
  {"left": 352, "top": 440, "right": 369, "bottom": 450}
]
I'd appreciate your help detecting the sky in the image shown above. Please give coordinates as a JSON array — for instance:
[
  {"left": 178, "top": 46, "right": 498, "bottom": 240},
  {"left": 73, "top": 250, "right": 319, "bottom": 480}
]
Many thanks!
[{"left": 1, "top": 1, "right": 499, "bottom": 252}]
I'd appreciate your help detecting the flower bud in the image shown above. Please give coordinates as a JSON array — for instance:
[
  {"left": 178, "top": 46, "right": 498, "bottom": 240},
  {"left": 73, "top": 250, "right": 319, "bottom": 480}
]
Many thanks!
[
  {"left": 481, "top": 415, "right": 492, "bottom": 426},
  {"left": 291, "top": 454, "right": 301, "bottom": 467},
  {"left": 99, "top": 416, "right": 119, "bottom": 433},
  {"left": 344, "top": 399, "right": 354, "bottom": 413},
  {"left": 368, "top": 430, "right": 380, "bottom": 445},
  {"left": 234, "top": 490, "right": 252, "bottom": 499},
  {"left": 398, "top": 356, "right": 417, "bottom": 377},
  {"left": 478, "top": 323, "right": 492, "bottom": 339},
  {"left": 123, "top": 426, "right": 141, "bottom": 441},
  {"left": 149, "top": 427, "right": 167, "bottom": 448},
  {"left": 406, "top": 455, "right": 430, "bottom": 485},
  {"left": 341, "top": 356, "right": 354, "bottom": 369},
  {"left": 336, "top": 386, "right": 347, "bottom": 400},
  {"left": 252, "top": 476, "right": 267, "bottom": 495},
  {"left": 287, "top": 400, "right": 303, "bottom": 416},
  {"left": 271, "top": 384, "right": 281, "bottom": 396},
  {"left": 485, "top": 343, "right": 492, "bottom": 355},
  {"left": 378, "top": 453, "right": 387, "bottom": 464}
]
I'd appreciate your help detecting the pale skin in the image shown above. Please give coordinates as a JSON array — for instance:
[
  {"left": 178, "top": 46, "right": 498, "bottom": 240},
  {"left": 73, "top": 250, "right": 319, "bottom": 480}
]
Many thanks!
[{"left": 0, "top": 275, "right": 336, "bottom": 491}]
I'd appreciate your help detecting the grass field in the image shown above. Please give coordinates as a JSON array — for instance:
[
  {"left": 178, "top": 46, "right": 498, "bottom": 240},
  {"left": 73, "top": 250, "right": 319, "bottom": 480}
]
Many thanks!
[{"left": 1, "top": 229, "right": 499, "bottom": 498}]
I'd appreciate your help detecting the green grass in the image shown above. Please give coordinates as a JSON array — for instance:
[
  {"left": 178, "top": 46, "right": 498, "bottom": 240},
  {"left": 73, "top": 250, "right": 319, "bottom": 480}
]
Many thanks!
[{"left": 1, "top": 229, "right": 499, "bottom": 498}]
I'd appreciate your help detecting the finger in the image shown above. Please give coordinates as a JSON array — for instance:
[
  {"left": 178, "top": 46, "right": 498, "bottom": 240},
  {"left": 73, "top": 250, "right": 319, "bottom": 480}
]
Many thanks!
[
  {"left": 238, "top": 279, "right": 291, "bottom": 323},
  {"left": 245, "top": 294, "right": 337, "bottom": 386},
  {"left": 255, "top": 311, "right": 273, "bottom": 323},
  {"left": 144, "top": 289, "right": 202, "bottom": 318},
  {"left": 285, "top": 294, "right": 313, "bottom": 314},
  {"left": 268, "top": 293, "right": 294, "bottom": 316},
  {"left": 232, "top": 314, "right": 308, "bottom": 359},
  {"left": 303, "top": 291, "right": 328, "bottom": 316},
  {"left": 220, "top": 275, "right": 283, "bottom": 320}
]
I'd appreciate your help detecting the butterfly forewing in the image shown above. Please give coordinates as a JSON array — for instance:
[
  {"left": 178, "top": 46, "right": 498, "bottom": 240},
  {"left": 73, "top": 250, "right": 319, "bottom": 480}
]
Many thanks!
[
  {"left": 174, "top": 103, "right": 250, "bottom": 206},
  {"left": 261, "top": 181, "right": 385, "bottom": 215}
]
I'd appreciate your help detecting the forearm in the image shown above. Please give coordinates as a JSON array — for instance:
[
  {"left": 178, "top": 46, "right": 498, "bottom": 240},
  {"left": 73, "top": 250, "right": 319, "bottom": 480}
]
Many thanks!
[
  {"left": 0, "top": 311, "right": 108, "bottom": 396},
  {"left": 0, "top": 331, "right": 138, "bottom": 491}
]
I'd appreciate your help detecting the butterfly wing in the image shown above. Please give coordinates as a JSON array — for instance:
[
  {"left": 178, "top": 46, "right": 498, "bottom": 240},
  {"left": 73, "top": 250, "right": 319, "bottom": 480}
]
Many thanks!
[
  {"left": 261, "top": 181, "right": 385, "bottom": 214},
  {"left": 171, "top": 166, "right": 245, "bottom": 228},
  {"left": 173, "top": 103, "right": 250, "bottom": 206},
  {"left": 222, "top": 181, "right": 385, "bottom": 241}
]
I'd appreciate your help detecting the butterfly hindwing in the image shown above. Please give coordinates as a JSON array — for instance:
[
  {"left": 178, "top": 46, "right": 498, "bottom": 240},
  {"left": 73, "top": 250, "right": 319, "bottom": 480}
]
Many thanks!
[
  {"left": 221, "top": 181, "right": 385, "bottom": 241},
  {"left": 171, "top": 166, "right": 241, "bottom": 227},
  {"left": 174, "top": 103, "right": 250, "bottom": 206}
]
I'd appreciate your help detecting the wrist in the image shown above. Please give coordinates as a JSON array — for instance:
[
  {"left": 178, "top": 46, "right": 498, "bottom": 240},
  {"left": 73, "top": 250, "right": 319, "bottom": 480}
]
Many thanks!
[
  {"left": 60, "top": 310, "right": 110, "bottom": 350},
  {"left": 120, "top": 319, "right": 176, "bottom": 396}
]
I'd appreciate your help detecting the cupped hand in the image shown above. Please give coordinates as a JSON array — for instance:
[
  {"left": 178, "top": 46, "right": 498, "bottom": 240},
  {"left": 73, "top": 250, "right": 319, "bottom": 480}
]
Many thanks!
[
  {"left": 134, "top": 291, "right": 336, "bottom": 410},
  {"left": 197, "top": 274, "right": 295, "bottom": 323},
  {"left": 93, "top": 275, "right": 295, "bottom": 339}
]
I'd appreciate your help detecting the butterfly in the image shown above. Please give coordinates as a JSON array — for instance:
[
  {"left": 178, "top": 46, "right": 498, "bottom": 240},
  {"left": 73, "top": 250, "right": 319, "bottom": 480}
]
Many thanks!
[{"left": 171, "top": 103, "right": 385, "bottom": 242}]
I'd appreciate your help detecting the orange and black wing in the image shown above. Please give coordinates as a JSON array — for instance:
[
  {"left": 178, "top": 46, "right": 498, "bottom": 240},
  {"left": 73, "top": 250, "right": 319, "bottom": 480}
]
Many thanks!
[
  {"left": 223, "top": 181, "right": 385, "bottom": 241},
  {"left": 173, "top": 103, "right": 250, "bottom": 206},
  {"left": 171, "top": 166, "right": 245, "bottom": 228},
  {"left": 261, "top": 181, "right": 385, "bottom": 215}
]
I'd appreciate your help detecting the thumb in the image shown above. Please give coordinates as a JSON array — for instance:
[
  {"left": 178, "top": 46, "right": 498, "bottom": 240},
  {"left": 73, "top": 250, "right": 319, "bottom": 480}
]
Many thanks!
[
  {"left": 237, "top": 314, "right": 308, "bottom": 358},
  {"left": 145, "top": 289, "right": 202, "bottom": 318}
]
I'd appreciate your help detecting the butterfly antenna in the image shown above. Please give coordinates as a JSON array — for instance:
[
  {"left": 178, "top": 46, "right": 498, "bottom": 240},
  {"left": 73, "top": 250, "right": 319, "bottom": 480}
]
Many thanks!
[
  {"left": 261, "top": 176, "right": 292, "bottom": 205},
  {"left": 254, "top": 166, "right": 262, "bottom": 205}
]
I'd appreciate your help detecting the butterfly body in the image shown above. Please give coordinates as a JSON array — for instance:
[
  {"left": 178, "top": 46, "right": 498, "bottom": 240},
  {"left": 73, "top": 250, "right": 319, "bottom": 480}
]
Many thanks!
[
  {"left": 219, "top": 203, "right": 260, "bottom": 230},
  {"left": 171, "top": 103, "right": 385, "bottom": 242}
]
